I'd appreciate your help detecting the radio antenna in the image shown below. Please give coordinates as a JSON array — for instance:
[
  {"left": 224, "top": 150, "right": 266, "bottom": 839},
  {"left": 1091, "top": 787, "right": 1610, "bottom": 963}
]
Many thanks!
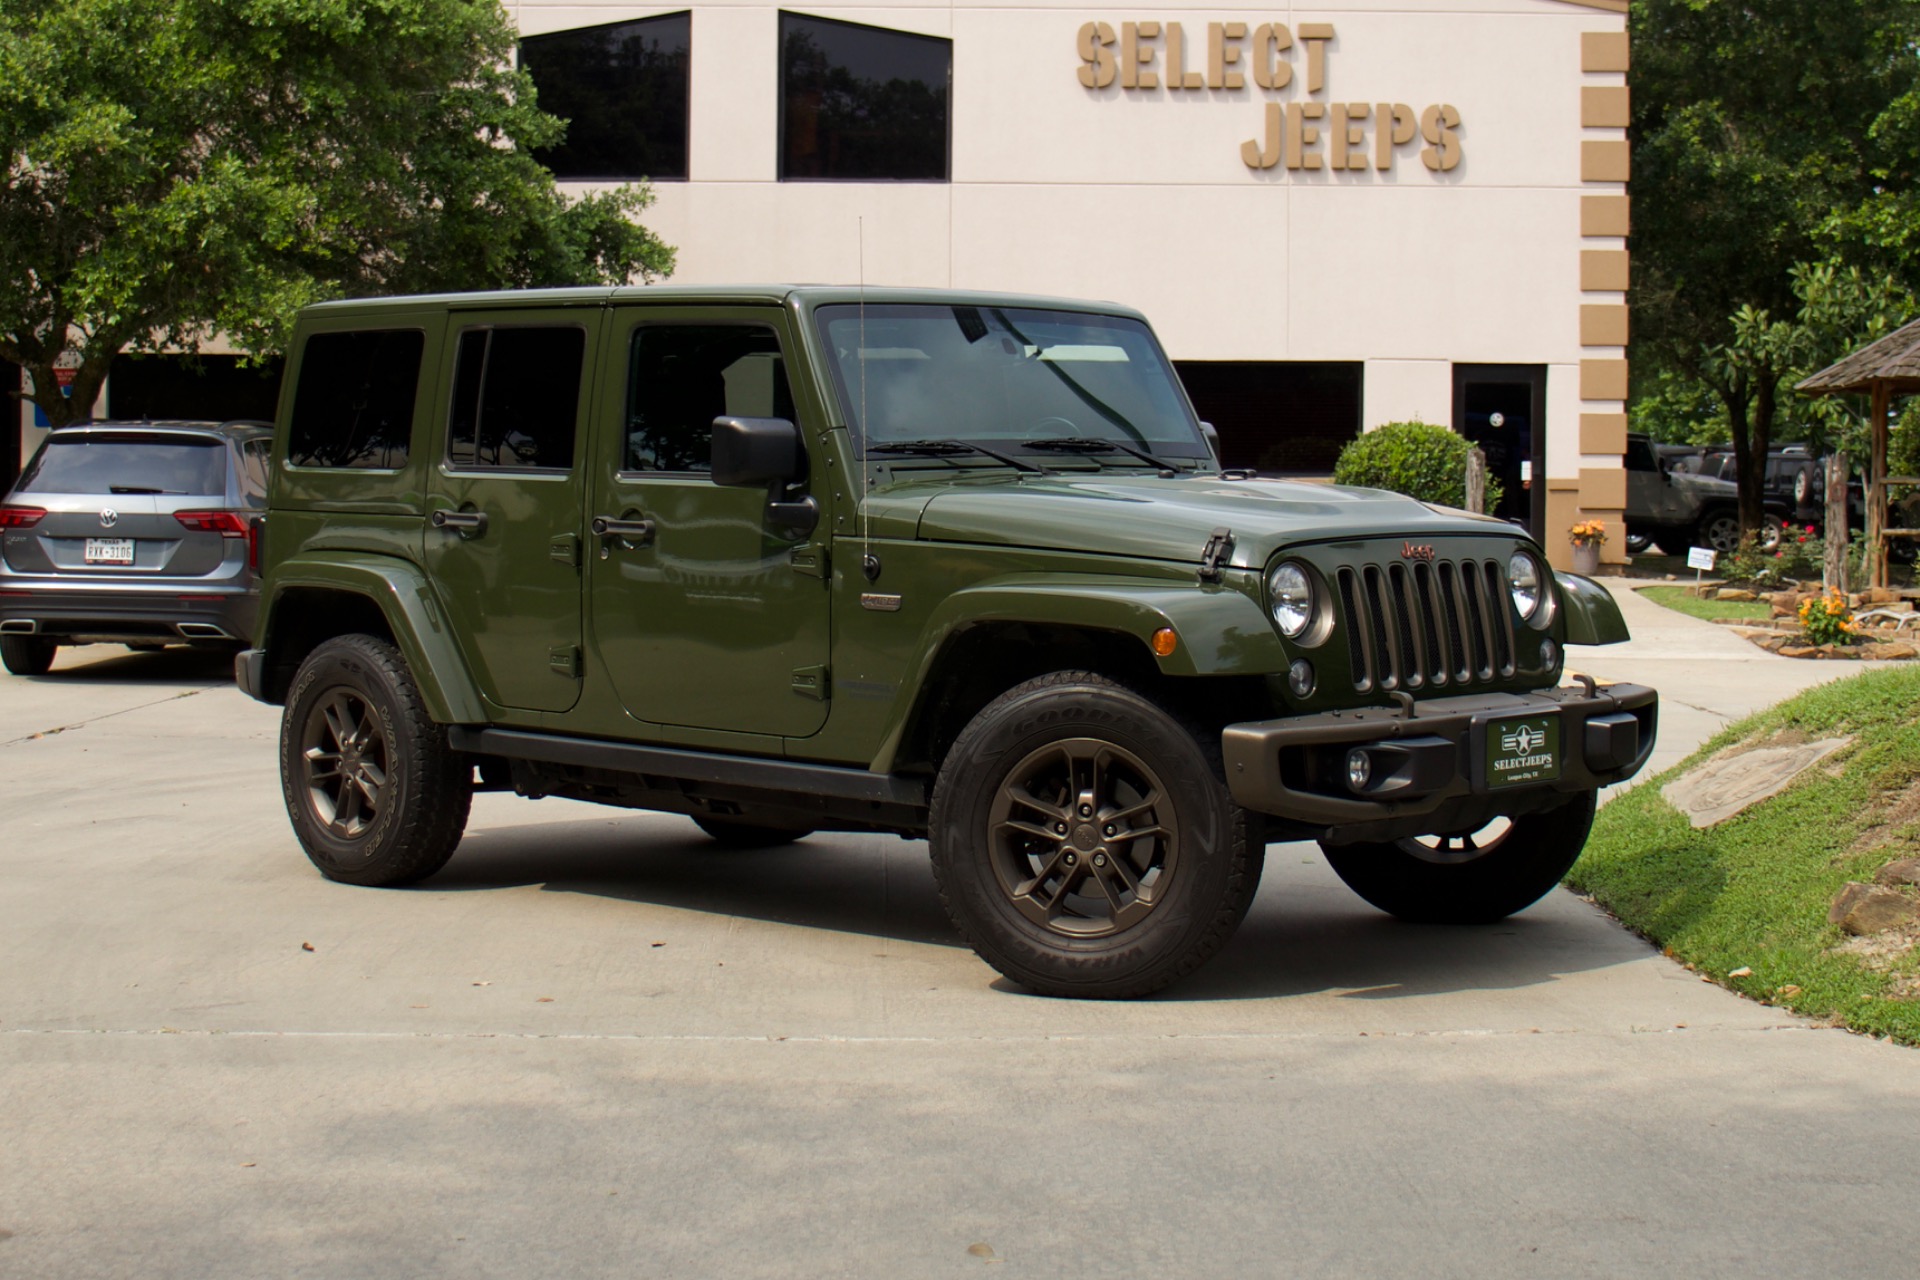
[{"left": 858, "top": 217, "right": 877, "bottom": 581}]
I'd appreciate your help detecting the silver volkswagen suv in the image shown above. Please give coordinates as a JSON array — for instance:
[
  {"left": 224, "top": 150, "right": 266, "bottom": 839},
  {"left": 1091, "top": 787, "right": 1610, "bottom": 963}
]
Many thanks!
[{"left": 0, "top": 420, "right": 271, "bottom": 675}]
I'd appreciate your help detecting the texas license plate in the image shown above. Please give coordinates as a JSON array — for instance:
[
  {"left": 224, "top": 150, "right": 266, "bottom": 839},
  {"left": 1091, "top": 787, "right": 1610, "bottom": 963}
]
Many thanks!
[
  {"left": 84, "top": 538, "right": 135, "bottom": 565},
  {"left": 1486, "top": 714, "right": 1561, "bottom": 788}
]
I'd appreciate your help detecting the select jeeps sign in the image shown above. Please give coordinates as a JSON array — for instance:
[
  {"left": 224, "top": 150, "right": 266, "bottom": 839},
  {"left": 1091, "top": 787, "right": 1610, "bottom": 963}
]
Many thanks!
[{"left": 1074, "top": 20, "right": 1463, "bottom": 174}]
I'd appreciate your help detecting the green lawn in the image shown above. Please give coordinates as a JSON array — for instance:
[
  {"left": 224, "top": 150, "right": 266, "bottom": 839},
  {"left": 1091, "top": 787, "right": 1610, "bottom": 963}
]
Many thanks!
[
  {"left": 1571, "top": 666, "right": 1920, "bottom": 1043},
  {"left": 1636, "top": 584, "right": 1774, "bottom": 623}
]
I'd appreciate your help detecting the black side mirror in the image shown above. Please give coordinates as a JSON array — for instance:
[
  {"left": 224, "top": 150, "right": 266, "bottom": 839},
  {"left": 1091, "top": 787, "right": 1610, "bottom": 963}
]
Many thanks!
[
  {"left": 710, "top": 416, "right": 817, "bottom": 535},
  {"left": 1199, "top": 421, "right": 1223, "bottom": 469}
]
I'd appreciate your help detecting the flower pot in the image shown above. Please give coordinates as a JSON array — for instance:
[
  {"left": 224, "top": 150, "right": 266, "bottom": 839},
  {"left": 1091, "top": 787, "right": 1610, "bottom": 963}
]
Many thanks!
[{"left": 1571, "top": 542, "right": 1600, "bottom": 576}]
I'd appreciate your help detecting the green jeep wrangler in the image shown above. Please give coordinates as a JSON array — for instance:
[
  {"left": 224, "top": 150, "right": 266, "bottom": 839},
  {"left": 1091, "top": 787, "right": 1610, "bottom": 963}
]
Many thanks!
[{"left": 239, "top": 285, "right": 1656, "bottom": 998}]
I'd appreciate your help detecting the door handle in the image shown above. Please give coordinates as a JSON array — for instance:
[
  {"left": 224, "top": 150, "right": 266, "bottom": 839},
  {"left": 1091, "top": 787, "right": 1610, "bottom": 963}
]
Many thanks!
[
  {"left": 430, "top": 509, "right": 488, "bottom": 535},
  {"left": 591, "top": 515, "right": 656, "bottom": 546}
]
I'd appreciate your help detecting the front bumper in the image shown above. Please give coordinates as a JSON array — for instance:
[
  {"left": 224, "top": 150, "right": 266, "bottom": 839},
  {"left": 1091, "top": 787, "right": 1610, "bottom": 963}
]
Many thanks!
[{"left": 1222, "top": 681, "right": 1657, "bottom": 844}]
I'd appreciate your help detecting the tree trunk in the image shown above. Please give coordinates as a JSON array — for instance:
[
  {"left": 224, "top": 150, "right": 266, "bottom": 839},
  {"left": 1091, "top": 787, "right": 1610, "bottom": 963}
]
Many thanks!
[
  {"left": 1465, "top": 447, "right": 1487, "bottom": 514},
  {"left": 1738, "top": 375, "right": 1779, "bottom": 540},
  {"left": 1825, "top": 451, "right": 1848, "bottom": 591}
]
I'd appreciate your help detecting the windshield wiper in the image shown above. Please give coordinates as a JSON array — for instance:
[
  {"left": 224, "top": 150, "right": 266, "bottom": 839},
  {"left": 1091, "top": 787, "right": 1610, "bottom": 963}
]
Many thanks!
[
  {"left": 108, "top": 485, "right": 167, "bottom": 494},
  {"left": 867, "top": 438, "right": 1051, "bottom": 475},
  {"left": 1025, "top": 437, "right": 1184, "bottom": 477}
]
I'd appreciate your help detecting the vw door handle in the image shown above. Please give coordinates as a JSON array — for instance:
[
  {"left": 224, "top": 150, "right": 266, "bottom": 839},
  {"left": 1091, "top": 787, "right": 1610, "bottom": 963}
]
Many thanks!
[{"left": 430, "top": 509, "right": 488, "bottom": 535}]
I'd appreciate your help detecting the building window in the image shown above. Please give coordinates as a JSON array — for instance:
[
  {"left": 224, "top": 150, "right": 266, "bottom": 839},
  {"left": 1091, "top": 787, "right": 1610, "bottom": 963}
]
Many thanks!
[
  {"left": 780, "top": 12, "right": 950, "bottom": 182},
  {"left": 1174, "top": 362, "right": 1362, "bottom": 475},
  {"left": 520, "top": 14, "right": 690, "bottom": 181}
]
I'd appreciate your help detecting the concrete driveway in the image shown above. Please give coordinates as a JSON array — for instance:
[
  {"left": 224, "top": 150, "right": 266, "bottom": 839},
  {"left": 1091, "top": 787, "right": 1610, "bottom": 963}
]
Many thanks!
[{"left": 3, "top": 593, "right": 1918, "bottom": 1277}]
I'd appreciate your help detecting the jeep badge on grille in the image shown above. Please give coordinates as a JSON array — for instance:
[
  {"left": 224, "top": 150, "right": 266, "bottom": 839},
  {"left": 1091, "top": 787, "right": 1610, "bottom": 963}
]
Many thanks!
[{"left": 1401, "top": 542, "right": 1435, "bottom": 561}]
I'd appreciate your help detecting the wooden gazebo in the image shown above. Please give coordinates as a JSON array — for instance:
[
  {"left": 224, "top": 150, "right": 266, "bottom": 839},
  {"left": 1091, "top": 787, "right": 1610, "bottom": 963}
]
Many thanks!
[{"left": 1797, "top": 317, "right": 1920, "bottom": 588}]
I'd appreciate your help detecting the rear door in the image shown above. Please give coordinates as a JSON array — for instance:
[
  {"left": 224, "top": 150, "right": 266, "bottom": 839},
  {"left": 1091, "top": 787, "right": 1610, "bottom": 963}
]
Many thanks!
[
  {"left": 4, "top": 430, "right": 235, "bottom": 579},
  {"left": 423, "top": 309, "right": 601, "bottom": 715}
]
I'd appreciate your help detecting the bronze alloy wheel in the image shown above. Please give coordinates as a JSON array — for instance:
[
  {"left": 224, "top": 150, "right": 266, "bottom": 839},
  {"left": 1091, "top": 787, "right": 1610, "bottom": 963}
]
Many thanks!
[
  {"left": 300, "top": 688, "right": 392, "bottom": 847},
  {"left": 986, "top": 737, "right": 1179, "bottom": 937}
]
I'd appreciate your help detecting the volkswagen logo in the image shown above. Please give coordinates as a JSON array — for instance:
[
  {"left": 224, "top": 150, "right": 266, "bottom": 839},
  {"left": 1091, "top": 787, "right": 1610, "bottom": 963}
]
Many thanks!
[{"left": 98, "top": 508, "right": 119, "bottom": 529}]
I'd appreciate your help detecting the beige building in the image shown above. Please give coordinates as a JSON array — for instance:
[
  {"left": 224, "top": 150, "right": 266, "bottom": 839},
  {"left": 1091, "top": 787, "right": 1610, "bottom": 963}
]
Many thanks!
[{"left": 8, "top": 0, "right": 1632, "bottom": 567}]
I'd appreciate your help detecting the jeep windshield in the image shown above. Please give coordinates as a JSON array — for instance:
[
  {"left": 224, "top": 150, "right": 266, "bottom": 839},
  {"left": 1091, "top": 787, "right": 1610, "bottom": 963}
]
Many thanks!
[{"left": 814, "top": 304, "right": 1210, "bottom": 464}]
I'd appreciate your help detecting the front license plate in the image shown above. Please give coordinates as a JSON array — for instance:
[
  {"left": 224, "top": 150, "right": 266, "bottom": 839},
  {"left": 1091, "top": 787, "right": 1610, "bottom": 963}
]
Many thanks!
[
  {"left": 84, "top": 537, "right": 135, "bottom": 565},
  {"left": 1486, "top": 714, "right": 1561, "bottom": 789}
]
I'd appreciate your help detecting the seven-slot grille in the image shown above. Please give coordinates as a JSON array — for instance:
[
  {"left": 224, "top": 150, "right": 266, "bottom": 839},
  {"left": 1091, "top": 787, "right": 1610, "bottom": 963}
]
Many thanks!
[{"left": 1335, "top": 557, "right": 1517, "bottom": 694}]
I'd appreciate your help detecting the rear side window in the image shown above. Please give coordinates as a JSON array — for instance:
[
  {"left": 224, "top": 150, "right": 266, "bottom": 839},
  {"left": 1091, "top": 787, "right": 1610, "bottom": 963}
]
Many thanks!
[
  {"left": 446, "top": 326, "right": 586, "bottom": 470},
  {"left": 287, "top": 329, "right": 425, "bottom": 469},
  {"left": 16, "top": 434, "right": 226, "bottom": 495}
]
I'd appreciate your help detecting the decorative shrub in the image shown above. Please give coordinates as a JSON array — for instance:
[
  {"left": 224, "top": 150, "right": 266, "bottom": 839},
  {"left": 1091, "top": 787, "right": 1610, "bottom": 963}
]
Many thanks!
[
  {"left": 1332, "top": 421, "right": 1505, "bottom": 513},
  {"left": 1721, "top": 523, "right": 1824, "bottom": 586},
  {"left": 1799, "top": 592, "right": 1857, "bottom": 646}
]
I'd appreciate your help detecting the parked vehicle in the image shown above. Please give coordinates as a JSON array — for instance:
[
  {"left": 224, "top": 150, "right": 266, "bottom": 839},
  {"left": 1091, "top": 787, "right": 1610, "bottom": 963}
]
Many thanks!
[
  {"left": 1624, "top": 433, "right": 1791, "bottom": 556},
  {"left": 238, "top": 286, "right": 1657, "bottom": 998},
  {"left": 0, "top": 420, "right": 271, "bottom": 675}
]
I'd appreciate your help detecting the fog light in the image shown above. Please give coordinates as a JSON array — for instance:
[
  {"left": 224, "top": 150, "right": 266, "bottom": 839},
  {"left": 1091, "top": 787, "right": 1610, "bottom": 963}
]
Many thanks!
[
  {"left": 1287, "top": 658, "right": 1315, "bottom": 698},
  {"left": 1540, "top": 637, "right": 1559, "bottom": 670},
  {"left": 1346, "top": 748, "right": 1373, "bottom": 791}
]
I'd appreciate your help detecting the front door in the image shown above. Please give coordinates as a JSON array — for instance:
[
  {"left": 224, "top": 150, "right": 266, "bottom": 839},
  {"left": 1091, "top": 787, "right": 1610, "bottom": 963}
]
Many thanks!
[
  {"left": 1453, "top": 364, "right": 1546, "bottom": 540},
  {"left": 587, "top": 308, "right": 830, "bottom": 739},
  {"left": 424, "top": 310, "right": 600, "bottom": 714}
]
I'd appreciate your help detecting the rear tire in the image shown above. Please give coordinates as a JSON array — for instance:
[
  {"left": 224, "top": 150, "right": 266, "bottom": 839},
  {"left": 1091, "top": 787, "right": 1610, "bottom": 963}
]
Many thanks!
[
  {"left": 1319, "top": 791, "right": 1597, "bottom": 924},
  {"left": 1, "top": 635, "right": 58, "bottom": 676},
  {"left": 929, "top": 671, "right": 1264, "bottom": 998},
  {"left": 692, "top": 817, "right": 813, "bottom": 848},
  {"left": 280, "top": 634, "right": 471, "bottom": 887}
]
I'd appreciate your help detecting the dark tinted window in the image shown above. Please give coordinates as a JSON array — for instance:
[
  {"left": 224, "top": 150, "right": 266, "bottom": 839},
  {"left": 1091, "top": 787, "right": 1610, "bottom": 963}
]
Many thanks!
[
  {"left": 780, "top": 13, "right": 950, "bottom": 181},
  {"left": 624, "top": 326, "right": 795, "bottom": 473},
  {"left": 521, "top": 14, "right": 690, "bottom": 181},
  {"left": 447, "top": 327, "right": 586, "bottom": 471},
  {"left": 287, "top": 330, "right": 424, "bottom": 470},
  {"left": 17, "top": 434, "right": 226, "bottom": 495},
  {"left": 1624, "top": 437, "right": 1658, "bottom": 472}
]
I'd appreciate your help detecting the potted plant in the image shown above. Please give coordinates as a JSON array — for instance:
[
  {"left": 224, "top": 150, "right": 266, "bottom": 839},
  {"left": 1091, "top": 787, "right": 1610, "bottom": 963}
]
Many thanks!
[{"left": 1569, "top": 519, "right": 1607, "bottom": 575}]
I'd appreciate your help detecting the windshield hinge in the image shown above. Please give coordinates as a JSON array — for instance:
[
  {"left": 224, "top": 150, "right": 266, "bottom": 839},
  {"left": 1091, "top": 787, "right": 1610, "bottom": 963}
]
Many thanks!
[
  {"left": 791, "top": 544, "right": 829, "bottom": 579},
  {"left": 1198, "top": 528, "right": 1235, "bottom": 582}
]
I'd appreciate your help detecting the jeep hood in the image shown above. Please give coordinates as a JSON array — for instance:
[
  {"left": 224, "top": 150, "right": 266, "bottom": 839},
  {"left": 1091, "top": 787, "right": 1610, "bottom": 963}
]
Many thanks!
[{"left": 907, "top": 474, "right": 1521, "bottom": 568}]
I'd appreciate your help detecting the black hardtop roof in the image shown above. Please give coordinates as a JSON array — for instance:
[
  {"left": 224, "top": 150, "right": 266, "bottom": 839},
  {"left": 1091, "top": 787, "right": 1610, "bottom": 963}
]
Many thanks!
[
  {"left": 47, "top": 419, "right": 273, "bottom": 439},
  {"left": 298, "top": 284, "right": 1149, "bottom": 324}
]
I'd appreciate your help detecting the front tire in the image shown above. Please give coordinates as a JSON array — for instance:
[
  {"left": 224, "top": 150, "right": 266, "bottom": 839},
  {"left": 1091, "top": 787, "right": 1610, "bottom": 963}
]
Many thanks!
[
  {"left": 1319, "top": 791, "right": 1597, "bottom": 924},
  {"left": 0, "top": 635, "right": 57, "bottom": 676},
  {"left": 929, "top": 671, "right": 1264, "bottom": 999},
  {"left": 280, "top": 634, "right": 472, "bottom": 887}
]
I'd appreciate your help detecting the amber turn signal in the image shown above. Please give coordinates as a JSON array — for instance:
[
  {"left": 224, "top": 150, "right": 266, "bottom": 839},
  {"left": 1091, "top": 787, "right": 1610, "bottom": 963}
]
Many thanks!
[{"left": 1150, "top": 627, "right": 1178, "bottom": 657}]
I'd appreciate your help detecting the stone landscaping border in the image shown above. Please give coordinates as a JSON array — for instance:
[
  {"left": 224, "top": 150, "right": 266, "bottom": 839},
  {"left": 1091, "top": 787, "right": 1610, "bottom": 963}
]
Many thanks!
[{"left": 1690, "top": 584, "right": 1920, "bottom": 660}]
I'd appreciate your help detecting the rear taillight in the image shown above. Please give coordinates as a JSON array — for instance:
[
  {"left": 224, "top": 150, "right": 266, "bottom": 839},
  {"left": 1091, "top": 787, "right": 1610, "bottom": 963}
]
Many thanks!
[
  {"left": 0, "top": 505, "right": 47, "bottom": 528},
  {"left": 174, "top": 510, "right": 251, "bottom": 536}
]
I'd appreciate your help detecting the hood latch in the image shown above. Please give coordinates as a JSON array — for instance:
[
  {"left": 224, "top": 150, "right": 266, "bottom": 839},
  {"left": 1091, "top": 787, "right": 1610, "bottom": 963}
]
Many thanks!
[{"left": 1198, "top": 527, "right": 1234, "bottom": 582}]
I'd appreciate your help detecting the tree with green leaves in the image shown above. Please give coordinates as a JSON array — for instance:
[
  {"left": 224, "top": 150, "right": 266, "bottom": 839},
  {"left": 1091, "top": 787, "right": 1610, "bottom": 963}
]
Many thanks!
[
  {"left": 0, "top": 0, "right": 675, "bottom": 428},
  {"left": 1630, "top": 0, "right": 1920, "bottom": 534}
]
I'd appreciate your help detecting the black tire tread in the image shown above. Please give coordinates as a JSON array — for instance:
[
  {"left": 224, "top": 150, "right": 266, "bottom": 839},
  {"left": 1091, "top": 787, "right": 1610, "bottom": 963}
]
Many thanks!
[
  {"left": 1, "top": 634, "right": 58, "bottom": 676},
  {"left": 929, "top": 670, "right": 1263, "bottom": 999},
  {"left": 280, "top": 634, "right": 471, "bottom": 887}
]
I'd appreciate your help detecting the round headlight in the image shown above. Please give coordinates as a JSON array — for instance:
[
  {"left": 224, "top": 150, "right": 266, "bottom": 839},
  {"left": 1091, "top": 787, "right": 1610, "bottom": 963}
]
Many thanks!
[
  {"left": 1267, "top": 562, "right": 1314, "bottom": 637},
  {"left": 1508, "top": 551, "right": 1545, "bottom": 623}
]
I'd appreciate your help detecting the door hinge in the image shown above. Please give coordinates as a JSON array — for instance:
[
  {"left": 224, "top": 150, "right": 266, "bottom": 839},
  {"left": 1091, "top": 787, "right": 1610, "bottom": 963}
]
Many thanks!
[
  {"left": 791, "top": 544, "right": 829, "bottom": 579},
  {"left": 790, "top": 664, "right": 829, "bottom": 700},
  {"left": 548, "top": 645, "right": 582, "bottom": 679},
  {"left": 549, "top": 533, "right": 580, "bottom": 567}
]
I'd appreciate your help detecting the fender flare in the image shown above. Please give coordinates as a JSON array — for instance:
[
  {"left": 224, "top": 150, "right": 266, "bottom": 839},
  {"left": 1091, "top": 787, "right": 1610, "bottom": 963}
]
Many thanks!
[
  {"left": 262, "top": 552, "right": 485, "bottom": 723},
  {"left": 869, "top": 573, "right": 1287, "bottom": 771},
  {"left": 1555, "top": 571, "right": 1630, "bottom": 646}
]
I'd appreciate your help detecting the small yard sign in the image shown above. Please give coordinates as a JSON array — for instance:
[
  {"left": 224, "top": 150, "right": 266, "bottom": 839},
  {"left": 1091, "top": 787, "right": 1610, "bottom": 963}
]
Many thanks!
[{"left": 1686, "top": 547, "right": 1717, "bottom": 571}]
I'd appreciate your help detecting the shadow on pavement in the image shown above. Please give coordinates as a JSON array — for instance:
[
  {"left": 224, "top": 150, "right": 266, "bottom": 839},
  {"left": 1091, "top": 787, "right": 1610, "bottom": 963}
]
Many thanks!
[
  {"left": 33, "top": 645, "right": 236, "bottom": 686},
  {"left": 429, "top": 816, "right": 1640, "bottom": 1001}
]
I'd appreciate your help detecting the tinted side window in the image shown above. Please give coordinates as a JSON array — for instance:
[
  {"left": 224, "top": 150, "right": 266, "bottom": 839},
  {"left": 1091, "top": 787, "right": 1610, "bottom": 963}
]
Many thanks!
[
  {"left": 780, "top": 13, "right": 950, "bottom": 181},
  {"left": 287, "top": 330, "right": 424, "bottom": 469},
  {"left": 447, "top": 327, "right": 586, "bottom": 471},
  {"left": 238, "top": 439, "right": 271, "bottom": 499},
  {"left": 521, "top": 14, "right": 690, "bottom": 180},
  {"left": 1624, "top": 438, "right": 1657, "bottom": 472},
  {"left": 625, "top": 326, "right": 795, "bottom": 473}
]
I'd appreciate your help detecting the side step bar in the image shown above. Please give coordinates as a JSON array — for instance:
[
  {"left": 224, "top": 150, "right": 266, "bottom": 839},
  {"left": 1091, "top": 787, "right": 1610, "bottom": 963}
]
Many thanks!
[{"left": 447, "top": 726, "right": 929, "bottom": 811}]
